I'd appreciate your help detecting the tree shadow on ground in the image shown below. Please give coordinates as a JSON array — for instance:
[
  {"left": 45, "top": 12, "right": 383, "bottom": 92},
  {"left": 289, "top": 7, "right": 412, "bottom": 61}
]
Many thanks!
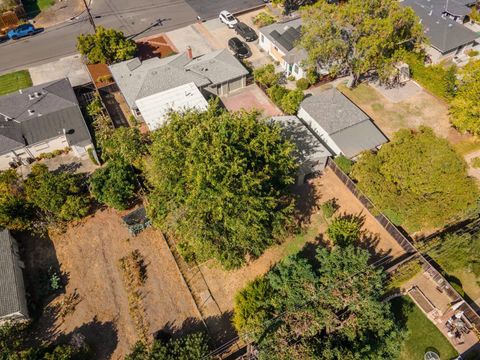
[{"left": 292, "top": 178, "right": 320, "bottom": 228}]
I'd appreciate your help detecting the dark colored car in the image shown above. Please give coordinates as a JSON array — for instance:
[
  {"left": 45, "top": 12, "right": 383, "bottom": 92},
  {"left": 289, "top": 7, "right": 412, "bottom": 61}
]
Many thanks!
[
  {"left": 234, "top": 22, "right": 257, "bottom": 42},
  {"left": 7, "top": 24, "right": 36, "bottom": 40},
  {"left": 228, "top": 37, "right": 250, "bottom": 58}
]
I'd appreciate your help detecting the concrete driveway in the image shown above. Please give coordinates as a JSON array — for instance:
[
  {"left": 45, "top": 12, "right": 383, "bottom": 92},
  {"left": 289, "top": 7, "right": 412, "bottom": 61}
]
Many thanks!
[{"left": 28, "top": 54, "right": 90, "bottom": 87}]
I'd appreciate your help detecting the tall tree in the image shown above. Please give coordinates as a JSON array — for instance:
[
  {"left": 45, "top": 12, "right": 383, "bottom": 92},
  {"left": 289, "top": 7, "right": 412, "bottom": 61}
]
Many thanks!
[
  {"left": 300, "top": 0, "right": 424, "bottom": 84},
  {"left": 101, "top": 127, "right": 147, "bottom": 167},
  {"left": 233, "top": 246, "right": 403, "bottom": 359},
  {"left": 146, "top": 102, "right": 297, "bottom": 269},
  {"left": 351, "top": 127, "right": 478, "bottom": 231},
  {"left": 89, "top": 160, "right": 136, "bottom": 210},
  {"left": 77, "top": 26, "right": 137, "bottom": 64},
  {"left": 450, "top": 60, "right": 480, "bottom": 134}
]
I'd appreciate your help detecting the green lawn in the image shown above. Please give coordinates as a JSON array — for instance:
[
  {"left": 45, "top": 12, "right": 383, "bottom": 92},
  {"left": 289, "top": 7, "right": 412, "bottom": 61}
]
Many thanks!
[
  {"left": 0, "top": 70, "right": 33, "bottom": 96},
  {"left": 391, "top": 297, "right": 458, "bottom": 360}
]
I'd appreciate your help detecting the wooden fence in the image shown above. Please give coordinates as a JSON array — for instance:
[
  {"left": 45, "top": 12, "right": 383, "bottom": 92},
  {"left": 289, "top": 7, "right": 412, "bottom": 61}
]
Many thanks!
[{"left": 326, "top": 157, "right": 480, "bottom": 332}]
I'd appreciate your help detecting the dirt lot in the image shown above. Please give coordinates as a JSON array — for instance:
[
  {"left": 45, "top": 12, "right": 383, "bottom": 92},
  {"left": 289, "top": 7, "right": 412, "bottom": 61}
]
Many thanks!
[
  {"left": 196, "top": 168, "right": 406, "bottom": 317},
  {"left": 221, "top": 84, "right": 282, "bottom": 117},
  {"left": 20, "top": 209, "right": 201, "bottom": 359}
]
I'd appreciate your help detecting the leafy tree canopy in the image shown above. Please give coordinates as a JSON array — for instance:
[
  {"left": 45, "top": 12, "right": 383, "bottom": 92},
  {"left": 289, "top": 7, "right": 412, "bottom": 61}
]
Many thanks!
[
  {"left": 77, "top": 26, "right": 137, "bottom": 64},
  {"left": 146, "top": 101, "right": 297, "bottom": 269},
  {"left": 233, "top": 246, "right": 403, "bottom": 359},
  {"left": 300, "top": 0, "right": 425, "bottom": 83},
  {"left": 101, "top": 127, "right": 147, "bottom": 167},
  {"left": 125, "top": 333, "right": 211, "bottom": 360},
  {"left": 327, "top": 216, "right": 361, "bottom": 247},
  {"left": 351, "top": 127, "right": 478, "bottom": 231},
  {"left": 24, "top": 164, "right": 90, "bottom": 222},
  {"left": 450, "top": 60, "right": 480, "bottom": 134},
  {"left": 89, "top": 160, "right": 136, "bottom": 210},
  {"left": 0, "top": 169, "right": 33, "bottom": 230}
]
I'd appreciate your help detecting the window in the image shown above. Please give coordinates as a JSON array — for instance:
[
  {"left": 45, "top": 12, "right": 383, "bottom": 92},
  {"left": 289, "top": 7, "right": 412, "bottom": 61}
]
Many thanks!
[{"left": 293, "top": 64, "right": 299, "bottom": 74}]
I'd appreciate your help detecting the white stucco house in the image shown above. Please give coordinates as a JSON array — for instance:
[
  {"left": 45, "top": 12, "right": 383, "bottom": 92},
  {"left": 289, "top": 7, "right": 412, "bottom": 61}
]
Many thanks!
[
  {"left": 402, "top": 0, "right": 480, "bottom": 63},
  {"left": 298, "top": 89, "right": 388, "bottom": 159},
  {"left": 258, "top": 17, "right": 308, "bottom": 80},
  {"left": 0, "top": 230, "right": 29, "bottom": 325},
  {"left": 0, "top": 78, "right": 94, "bottom": 170},
  {"left": 109, "top": 49, "right": 249, "bottom": 130}
]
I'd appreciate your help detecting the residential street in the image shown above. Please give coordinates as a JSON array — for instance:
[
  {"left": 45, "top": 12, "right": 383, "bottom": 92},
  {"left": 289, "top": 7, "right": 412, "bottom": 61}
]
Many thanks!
[{"left": 0, "top": 0, "right": 263, "bottom": 73}]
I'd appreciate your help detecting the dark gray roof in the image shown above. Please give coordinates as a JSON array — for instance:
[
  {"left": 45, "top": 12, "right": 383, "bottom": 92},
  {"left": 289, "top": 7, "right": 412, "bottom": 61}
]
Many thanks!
[
  {"left": 0, "top": 230, "right": 28, "bottom": 319},
  {"left": 404, "top": 0, "right": 475, "bottom": 18},
  {"left": 300, "top": 89, "right": 370, "bottom": 134},
  {"left": 0, "top": 79, "right": 92, "bottom": 155},
  {"left": 110, "top": 49, "right": 248, "bottom": 109},
  {"left": 271, "top": 116, "right": 331, "bottom": 174},
  {"left": 330, "top": 120, "right": 388, "bottom": 158},
  {"left": 403, "top": 0, "right": 479, "bottom": 53},
  {"left": 259, "top": 18, "right": 303, "bottom": 54}
]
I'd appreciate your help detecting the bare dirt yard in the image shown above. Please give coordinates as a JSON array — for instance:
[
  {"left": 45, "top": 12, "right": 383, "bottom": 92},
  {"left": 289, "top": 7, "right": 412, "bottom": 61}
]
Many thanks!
[
  {"left": 195, "top": 168, "right": 406, "bottom": 325},
  {"left": 19, "top": 209, "right": 201, "bottom": 359}
]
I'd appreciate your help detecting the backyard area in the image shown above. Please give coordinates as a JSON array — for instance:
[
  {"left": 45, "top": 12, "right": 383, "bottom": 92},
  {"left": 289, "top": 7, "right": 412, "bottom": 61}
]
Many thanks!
[
  {"left": 0, "top": 69, "right": 32, "bottom": 95},
  {"left": 19, "top": 209, "right": 202, "bottom": 359},
  {"left": 391, "top": 296, "right": 458, "bottom": 360}
]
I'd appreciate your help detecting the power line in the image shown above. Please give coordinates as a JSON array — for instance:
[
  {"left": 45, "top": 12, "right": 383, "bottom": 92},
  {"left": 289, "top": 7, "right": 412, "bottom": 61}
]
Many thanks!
[{"left": 82, "top": 0, "right": 96, "bottom": 32}]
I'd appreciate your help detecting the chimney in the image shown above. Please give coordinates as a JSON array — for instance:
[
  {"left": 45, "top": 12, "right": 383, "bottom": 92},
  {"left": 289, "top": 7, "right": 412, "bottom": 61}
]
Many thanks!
[{"left": 186, "top": 46, "right": 193, "bottom": 60}]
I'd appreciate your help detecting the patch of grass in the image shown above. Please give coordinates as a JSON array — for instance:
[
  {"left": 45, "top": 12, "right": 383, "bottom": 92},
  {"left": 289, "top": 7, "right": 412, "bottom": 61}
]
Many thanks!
[
  {"left": 338, "top": 82, "right": 381, "bottom": 104},
  {"left": 391, "top": 297, "right": 458, "bottom": 360},
  {"left": 0, "top": 70, "right": 32, "bottom": 96},
  {"left": 23, "top": 0, "right": 55, "bottom": 16},
  {"left": 371, "top": 103, "right": 384, "bottom": 111},
  {"left": 281, "top": 215, "right": 323, "bottom": 258},
  {"left": 454, "top": 137, "right": 480, "bottom": 155}
]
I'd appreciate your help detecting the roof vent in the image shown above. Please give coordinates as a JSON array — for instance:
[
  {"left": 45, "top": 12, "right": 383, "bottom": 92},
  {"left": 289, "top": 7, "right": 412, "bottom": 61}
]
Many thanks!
[
  {"left": 28, "top": 94, "right": 35, "bottom": 100},
  {"left": 19, "top": 89, "right": 22, "bottom": 94},
  {"left": 28, "top": 109, "right": 35, "bottom": 115},
  {"left": 127, "top": 58, "right": 142, "bottom": 72},
  {"left": 35, "top": 92, "right": 42, "bottom": 98},
  {"left": 4, "top": 115, "right": 12, "bottom": 121},
  {"left": 428, "top": 10, "right": 433, "bottom": 16},
  {"left": 448, "top": 23, "right": 453, "bottom": 27}
]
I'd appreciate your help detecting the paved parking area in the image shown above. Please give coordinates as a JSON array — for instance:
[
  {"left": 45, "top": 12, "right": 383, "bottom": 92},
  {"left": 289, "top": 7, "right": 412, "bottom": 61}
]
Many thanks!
[{"left": 221, "top": 84, "right": 282, "bottom": 117}]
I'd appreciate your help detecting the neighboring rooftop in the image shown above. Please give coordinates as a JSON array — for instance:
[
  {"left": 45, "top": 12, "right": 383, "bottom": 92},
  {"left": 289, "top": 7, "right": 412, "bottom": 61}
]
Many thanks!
[
  {"left": 110, "top": 49, "right": 249, "bottom": 109},
  {"left": 0, "top": 230, "right": 28, "bottom": 320},
  {"left": 271, "top": 115, "right": 331, "bottom": 174},
  {"left": 0, "top": 78, "right": 91, "bottom": 155},
  {"left": 402, "top": 0, "right": 479, "bottom": 53},
  {"left": 300, "top": 88, "right": 388, "bottom": 158},
  {"left": 259, "top": 17, "right": 303, "bottom": 53}
]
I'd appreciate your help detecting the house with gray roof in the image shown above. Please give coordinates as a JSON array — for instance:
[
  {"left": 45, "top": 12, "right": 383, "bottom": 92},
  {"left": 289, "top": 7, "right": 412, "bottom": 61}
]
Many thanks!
[
  {"left": 109, "top": 49, "right": 249, "bottom": 130},
  {"left": 0, "top": 78, "right": 93, "bottom": 170},
  {"left": 298, "top": 89, "right": 387, "bottom": 158},
  {"left": 0, "top": 230, "right": 28, "bottom": 324},
  {"left": 258, "top": 17, "right": 308, "bottom": 80},
  {"left": 402, "top": 0, "right": 479, "bottom": 63},
  {"left": 271, "top": 115, "right": 331, "bottom": 184}
]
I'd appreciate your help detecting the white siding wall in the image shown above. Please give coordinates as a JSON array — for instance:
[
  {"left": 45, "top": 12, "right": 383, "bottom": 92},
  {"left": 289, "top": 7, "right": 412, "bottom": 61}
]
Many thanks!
[{"left": 297, "top": 107, "right": 342, "bottom": 155}]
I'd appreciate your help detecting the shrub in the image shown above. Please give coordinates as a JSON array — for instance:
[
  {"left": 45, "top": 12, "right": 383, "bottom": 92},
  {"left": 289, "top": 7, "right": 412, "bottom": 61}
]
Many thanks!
[
  {"left": 467, "top": 49, "right": 479, "bottom": 57},
  {"left": 321, "top": 199, "right": 337, "bottom": 219},
  {"left": 296, "top": 78, "right": 310, "bottom": 90},
  {"left": 253, "top": 12, "right": 276, "bottom": 27},
  {"left": 87, "top": 147, "right": 99, "bottom": 165},
  {"left": 334, "top": 154, "right": 353, "bottom": 174},
  {"left": 327, "top": 216, "right": 362, "bottom": 247},
  {"left": 287, "top": 75, "right": 295, "bottom": 81},
  {"left": 279, "top": 88, "right": 304, "bottom": 114},
  {"left": 97, "top": 74, "right": 113, "bottom": 83},
  {"left": 472, "top": 157, "right": 480, "bottom": 168},
  {"left": 253, "top": 64, "right": 280, "bottom": 88},
  {"left": 306, "top": 69, "right": 319, "bottom": 85},
  {"left": 386, "top": 259, "right": 422, "bottom": 291},
  {"left": 267, "top": 84, "right": 288, "bottom": 104},
  {"left": 59, "top": 195, "right": 90, "bottom": 221}
]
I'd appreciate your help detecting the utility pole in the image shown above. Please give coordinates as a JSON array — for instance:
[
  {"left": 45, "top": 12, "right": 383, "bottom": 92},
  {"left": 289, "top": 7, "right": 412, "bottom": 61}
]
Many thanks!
[{"left": 82, "top": 0, "right": 97, "bottom": 32}]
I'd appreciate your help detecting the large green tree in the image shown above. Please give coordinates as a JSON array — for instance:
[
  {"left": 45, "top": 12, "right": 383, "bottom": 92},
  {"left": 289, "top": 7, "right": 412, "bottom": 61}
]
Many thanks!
[
  {"left": 89, "top": 160, "right": 136, "bottom": 210},
  {"left": 77, "top": 26, "right": 137, "bottom": 64},
  {"left": 300, "top": 0, "right": 424, "bottom": 84},
  {"left": 146, "top": 102, "right": 297, "bottom": 269},
  {"left": 0, "top": 169, "right": 33, "bottom": 230},
  {"left": 101, "top": 127, "right": 147, "bottom": 167},
  {"left": 450, "top": 60, "right": 480, "bottom": 134},
  {"left": 351, "top": 127, "right": 478, "bottom": 231},
  {"left": 233, "top": 246, "right": 403, "bottom": 359},
  {"left": 24, "top": 164, "right": 90, "bottom": 222},
  {"left": 125, "top": 333, "right": 210, "bottom": 360}
]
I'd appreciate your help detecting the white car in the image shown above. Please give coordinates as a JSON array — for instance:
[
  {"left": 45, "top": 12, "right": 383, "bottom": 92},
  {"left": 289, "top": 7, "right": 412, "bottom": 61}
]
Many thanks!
[{"left": 219, "top": 10, "right": 238, "bottom": 28}]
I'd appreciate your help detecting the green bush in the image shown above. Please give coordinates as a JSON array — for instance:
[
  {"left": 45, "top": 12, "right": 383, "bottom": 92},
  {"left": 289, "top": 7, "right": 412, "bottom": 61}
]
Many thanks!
[
  {"left": 467, "top": 49, "right": 479, "bottom": 57},
  {"left": 296, "top": 78, "right": 310, "bottom": 90},
  {"left": 279, "top": 88, "right": 304, "bottom": 114},
  {"left": 306, "top": 69, "right": 319, "bottom": 85},
  {"left": 334, "top": 155, "right": 353, "bottom": 174},
  {"left": 287, "top": 75, "right": 295, "bottom": 81},
  {"left": 471, "top": 157, "right": 480, "bottom": 168},
  {"left": 252, "top": 12, "right": 276, "bottom": 27},
  {"left": 267, "top": 84, "right": 288, "bottom": 104},
  {"left": 253, "top": 64, "right": 280, "bottom": 88},
  {"left": 321, "top": 199, "right": 337, "bottom": 219},
  {"left": 87, "top": 147, "right": 99, "bottom": 165},
  {"left": 326, "top": 216, "right": 362, "bottom": 247},
  {"left": 403, "top": 52, "right": 457, "bottom": 101}
]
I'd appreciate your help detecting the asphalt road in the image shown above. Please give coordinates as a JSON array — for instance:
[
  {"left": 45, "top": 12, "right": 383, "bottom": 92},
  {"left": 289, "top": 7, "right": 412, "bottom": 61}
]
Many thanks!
[{"left": 0, "top": 0, "right": 263, "bottom": 74}]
